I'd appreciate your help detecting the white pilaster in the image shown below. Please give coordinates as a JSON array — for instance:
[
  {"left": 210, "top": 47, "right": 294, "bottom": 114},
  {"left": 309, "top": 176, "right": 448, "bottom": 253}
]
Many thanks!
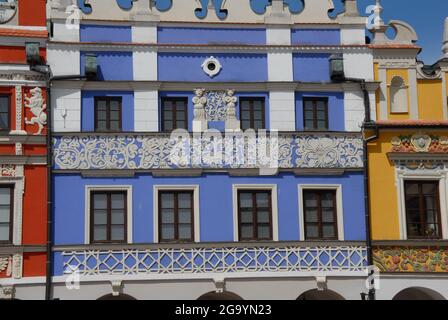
[
  {"left": 343, "top": 52, "right": 374, "bottom": 81},
  {"left": 51, "top": 20, "right": 80, "bottom": 42},
  {"left": 442, "top": 72, "right": 447, "bottom": 120},
  {"left": 10, "top": 86, "right": 26, "bottom": 135},
  {"left": 267, "top": 27, "right": 293, "bottom": 82},
  {"left": 408, "top": 68, "right": 419, "bottom": 120},
  {"left": 52, "top": 88, "right": 81, "bottom": 132},
  {"left": 269, "top": 91, "right": 295, "bottom": 131},
  {"left": 47, "top": 48, "right": 80, "bottom": 77},
  {"left": 132, "top": 23, "right": 158, "bottom": 81},
  {"left": 134, "top": 90, "right": 159, "bottom": 132},
  {"left": 378, "top": 67, "right": 388, "bottom": 120}
]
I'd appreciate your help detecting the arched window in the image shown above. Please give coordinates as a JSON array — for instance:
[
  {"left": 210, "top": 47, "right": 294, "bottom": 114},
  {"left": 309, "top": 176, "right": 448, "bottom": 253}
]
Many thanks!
[
  {"left": 389, "top": 76, "right": 409, "bottom": 113},
  {"left": 392, "top": 287, "right": 445, "bottom": 300},
  {"left": 297, "top": 289, "right": 345, "bottom": 300}
]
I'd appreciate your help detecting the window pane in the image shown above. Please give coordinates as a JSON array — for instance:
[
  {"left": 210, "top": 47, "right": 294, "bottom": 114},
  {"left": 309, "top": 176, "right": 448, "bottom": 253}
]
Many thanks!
[
  {"left": 110, "top": 110, "right": 120, "bottom": 121},
  {"left": 111, "top": 194, "right": 124, "bottom": 209},
  {"left": 178, "top": 224, "right": 192, "bottom": 240},
  {"left": 176, "top": 110, "right": 185, "bottom": 121},
  {"left": 405, "top": 196, "right": 419, "bottom": 210},
  {"left": 241, "top": 121, "right": 250, "bottom": 130},
  {"left": 0, "top": 224, "right": 10, "bottom": 241},
  {"left": 422, "top": 183, "right": 437, "bottom": 194},
  {"left": 256, "top": 193, "right": 269, "bottom": 208},
  {"left": 257, "top": 225, "right": 270, "bottom": 239},
  {"left": 176, "top": 121, "right": 185, "bottom": 129},
  {"left": 306, "top": 225, "right": 319, "bottom": 238},
  {"left": 405, "top": 183, "right": 419, "bottom": 195},
  {"left": 317, "top": 120, "right": 327, "bottom": 130},
  {"left": 111, "top": 226, "right": 125, "bottom": 241},
  {"left": 93, "top": 225, "right": 107, "bottom": 241},
  {"left": 257, "top": 210, "right": 270, "bottom": 223},
  {"left": 241, "top": 225, "right": 253, "bottom": 239},
  {"left": 96, "top": 109, "right": 107, "bottom": 121},
  {"left": 96, "top": 100, "right": 107, "bottom": 110},
  {"left": 93, "top": 210, "right": 107, "bottom": 225},
  {"left": 93, "top": 194, "right": 107, "bottom": 209},
  {"left": 239, "top": 193, "right": 252, "bottom": 208},
  {"left": 0, "top": 188, "right": 11, "bottom": 205},
  {"left": 164, "top": 110, "right": 173, "bottom": 120},
  {"left": 0, "top": 114, "right": 9, "bottom": 128},
  {"left": 110, "top": 120, "right": 120, "bottom": 131},
  {"left": 305, "top": 209, "right": 318, "bottom": 223},
  {"left": 322, "top": 208, "right": 335, "bottom": 223},
  {"left": 178, "top": 209, "right": 192, "bottom": 224},
  {"left": 178, "top": 193, "right": 191, "bottom": 209},
  {"left": 0, "top": 97, "right": 8, "bottom": 112},
  {"left": 111, "top": 210, "right": 125, "bottom": 225},
  {"left": 321, "top": 193, "right": 334, "bottom": 207},
  {"left": 110, "top": 100, "right": 120, "bottom": 110},
  {"left": 0, "top": 207, "right": 10, "bottom": 223},
  {"left": 240, "top": 210, "right": 253, "bottom": 223},
  {"left": 161, "top": 193, "right": 174, "bottom": 208},
  {"left": 161, "top": 224, "right": 175, "bottom": 240},
  {"left": 163, "top": 121, "right": 173, "bottom": 131},
  {"left": 241, "top": 110, "right": 250, "bottom": 120},
  {"left": 304, "top": 193, "right": 318, "bottom": 207},
  {"left": 322, "top": 224, "right": 336, "bottom": 238},
  {"left": 161, "top": 209, "right": 174, "bottom": 224}
]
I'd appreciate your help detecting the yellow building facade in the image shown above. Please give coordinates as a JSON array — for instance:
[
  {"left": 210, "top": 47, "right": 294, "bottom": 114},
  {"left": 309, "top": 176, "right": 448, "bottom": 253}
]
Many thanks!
[{"left": 367, "top": 5, "right": 448, "bottom": 299}]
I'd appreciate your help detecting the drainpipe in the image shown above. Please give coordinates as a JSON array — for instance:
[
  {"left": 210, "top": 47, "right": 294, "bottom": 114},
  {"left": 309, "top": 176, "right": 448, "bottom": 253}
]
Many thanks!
[{"left": 342, "top": 77, "right": 378, "bottom": 300}]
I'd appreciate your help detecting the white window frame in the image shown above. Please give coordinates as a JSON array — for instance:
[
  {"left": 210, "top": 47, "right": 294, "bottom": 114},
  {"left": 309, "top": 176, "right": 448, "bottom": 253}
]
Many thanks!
[
  {"left": 153, "top": 185, "right": 200, "bottom": 243},
  {"left": 396, "top": 169, "right": 448, "bottom": 240},
  {"left": 85, "top": 185, "right": 133, "bottom": 244},
  {"left": 232, "top": 184, "right": 279, "bottom": 242},
  {"left": 298, "top": 184, "right": 345, "bottom": 241}
]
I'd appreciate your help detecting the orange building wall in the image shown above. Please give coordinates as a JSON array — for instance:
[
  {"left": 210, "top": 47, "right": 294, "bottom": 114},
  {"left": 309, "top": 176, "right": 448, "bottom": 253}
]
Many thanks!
[
  {"left": 0, "top": 47, "right": 46, "bottom": 65},
  {"left": 22, "top": 165, "right": 47, "bottom": 245},
  {"left": 18, "top": 0, "right": 46, "bottom": 27}
]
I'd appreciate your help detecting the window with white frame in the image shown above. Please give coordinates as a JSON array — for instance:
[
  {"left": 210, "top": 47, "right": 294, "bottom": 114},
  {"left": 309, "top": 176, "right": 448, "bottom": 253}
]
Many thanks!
[
  {"left": 299, "top": 185, "right": 344, "bottom": 241},
  {"left": 85, "top": 186, "right": 132, "bottom": 244},
  {"left": 0, "top": 185, "right": 13, "bottom": 243},
  {"left": 153, "top": 186, "right": 200, "bottom": 243}
]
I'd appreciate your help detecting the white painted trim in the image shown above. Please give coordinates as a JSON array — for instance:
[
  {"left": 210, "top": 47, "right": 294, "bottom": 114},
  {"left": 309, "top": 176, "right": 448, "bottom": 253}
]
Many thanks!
[
  {"left": 298, "top": 184, "right": 345, "bottom": 241},
  {"left": 232, "top": 184, "right": 279, "bottom": 242},
  {"left": 395, "top": 169, "right": 448, "bottom": 240},
  {"left": 0, "top": 276, "right": 47, "bottom": 286},
  {"left": 442, "top": 72, "right": 448, "bottom": 120},
  {"left": 84, "top": 186, "right": 133, "bottom": 245},
  {"left": 408, "top": 68, "right": 419, "bottom": 119},
  {"left": 0, "top": 172, "right": 24, "bottom": 246},
  {"left": 153, "top": 185, "right": 201, "bottom": 243},
  {"left": 378, "top": 68, "right": 388, "bottom": 120}
]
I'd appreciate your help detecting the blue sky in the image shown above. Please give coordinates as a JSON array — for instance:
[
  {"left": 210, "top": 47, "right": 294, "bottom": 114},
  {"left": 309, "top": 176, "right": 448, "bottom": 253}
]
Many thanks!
[{"left": 113, "top": 0, "right": 447, "bottom": 64}]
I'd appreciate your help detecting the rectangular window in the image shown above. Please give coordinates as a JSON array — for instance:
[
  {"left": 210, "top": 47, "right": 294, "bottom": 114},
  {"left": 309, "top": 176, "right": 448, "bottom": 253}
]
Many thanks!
[
  {"left": 303, "top": 98, "right": 328, "bottom": 131},
  {"left": 405, "top": 181, "right": 442, "bottom": 239},
  {"left": 237, "top": 190, "right": 272, "bottom": 241},
  {"left": 161, "top": 98, "right": 188, "bottom": 132},
  {"left": 0, "top": 186, "right": 13, "bottom": 243},
  {"left": 90, "top": 191, "right": 127, "bottom": 243},
  {"left": 0, "top": 95, "right": 10, "bottom": 131},
  {"left": 240, "top": 98, "right": 265, "bottom": 130},
  {"left": 303, "top": 190, "right": 338, "bottom": 240},
  {"left": 159, "top": 191, "right": 194, "bottom": 242},
  {"left": 94, "top": 97, "right": 122, "bottom": 132}
]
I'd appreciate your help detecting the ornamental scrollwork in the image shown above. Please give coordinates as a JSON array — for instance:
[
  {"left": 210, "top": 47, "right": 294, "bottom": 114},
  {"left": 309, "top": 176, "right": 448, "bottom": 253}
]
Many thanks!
[
  {"left": 53, "top": 134, "right": 364, "bottom": 170},
  {"left": 25, "top": 87, "right": 47, "bottom": 135},
  {"left": 391, "top": 134, "right": 448, "bottom": 153},
  {"left": 374, "top": 247, "right": 448, "bottom": 273}
]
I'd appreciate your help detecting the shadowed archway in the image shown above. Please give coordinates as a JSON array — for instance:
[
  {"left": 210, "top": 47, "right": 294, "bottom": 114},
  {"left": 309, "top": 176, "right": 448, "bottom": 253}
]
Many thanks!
[
  {"left": 297, "top": 289, "right": 345, "bottom": 300},
  {"left": 198, "top": 291, "right": 243, "bottom": 301},
  {"left": 392, "top": 287, "right": 445, "bottom": 300}
]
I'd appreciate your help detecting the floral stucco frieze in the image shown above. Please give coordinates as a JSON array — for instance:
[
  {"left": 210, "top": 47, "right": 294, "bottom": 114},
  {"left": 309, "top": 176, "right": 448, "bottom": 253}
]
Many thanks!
[
  {"left": 374, "top": 247, "right": 448, "bottom": 273},
  {"left": 391, "top": 133, "right": 448, "bottom": 153}
]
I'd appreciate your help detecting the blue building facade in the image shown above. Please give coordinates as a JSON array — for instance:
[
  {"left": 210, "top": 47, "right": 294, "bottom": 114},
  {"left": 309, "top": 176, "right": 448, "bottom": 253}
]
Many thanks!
[{"left": 48, "top": 0, "right": 377, "bottom": 300}]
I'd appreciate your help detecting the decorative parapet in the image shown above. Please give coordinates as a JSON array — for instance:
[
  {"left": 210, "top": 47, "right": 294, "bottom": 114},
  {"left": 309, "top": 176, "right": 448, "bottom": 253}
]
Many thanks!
[
  {"left": 373, "top": 246, "right": 448, "bottom": 273},
  {"left": 53, "top": 133, "right": 363, "bottom": 171},
  {"left": 391, "top": 134, "right": 448, "bottom": 153},
  {"left": 61, "top": 245, "right": 367, "bottom": 276}
]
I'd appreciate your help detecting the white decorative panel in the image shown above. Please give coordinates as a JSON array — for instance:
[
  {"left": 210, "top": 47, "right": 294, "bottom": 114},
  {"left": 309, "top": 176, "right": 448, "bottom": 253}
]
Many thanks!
[
  {"left": 268, "top": 52, "right": 293, "bottom": 82},
  {"left": 134, "top": 90, "right": 159, "bottom": 132},
  {"left": 132, "top": 24, "right": 157, "bottom": 43},
  {"left": 133, "top": 49, "right": 157, "bottom": 81},
  {"left": 269, "top": 91, "right": 295, "bottom": 131},
  {"left": 52, "top": 21, "right": 80, "bottom": 42},
  {"left": 340, "top": 26, "right": 365, "bottom": 45},
  {"left": 52, "top": 88, "right": 81, "bottom": 132},
  {"left": 344, "top": 91, "right": 366, "bottom": 132},
  {"left": 343, "top": 52, "right": 374, "bottom": 81},
  {"left": 47, "top": 48, "right": 80, "bottom": 77},
  {"left": 267, "top": 26, "right": 291, "bottom": 45}
]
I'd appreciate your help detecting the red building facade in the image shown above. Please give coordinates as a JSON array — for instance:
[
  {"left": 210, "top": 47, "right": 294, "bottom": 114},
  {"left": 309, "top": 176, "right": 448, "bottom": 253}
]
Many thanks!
[{"left": 0, "top": 0, "right": 47, "bottom": 299}]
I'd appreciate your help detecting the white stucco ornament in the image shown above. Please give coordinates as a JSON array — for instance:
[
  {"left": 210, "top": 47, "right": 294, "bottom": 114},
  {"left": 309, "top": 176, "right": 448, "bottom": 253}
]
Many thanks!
[
  {"left": 202, "top": 56, "right": 222, "bottom": 78},
  {"left": 25, "top": 87, "right": 47, "bottom": 135}
]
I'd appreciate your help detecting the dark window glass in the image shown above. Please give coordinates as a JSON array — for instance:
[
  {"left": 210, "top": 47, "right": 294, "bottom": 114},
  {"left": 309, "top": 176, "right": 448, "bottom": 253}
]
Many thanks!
[
  {"left": 238, "top": 190, "right": 272, "bottom": 241},
  {"left": 303, "top": 190, "right": 338, "bottom": 240},
  {"left": 303, "top": 98, "right": 329, "bottom": 131},
  {"left": 240, "top": 98, "right": 265, "bottom": 130},
  {"left": 91, "top": 191, "right": 127, "bottom": 243},
  {"left": 161, "top": 98, "right": 188, "bottom": 132},
  {"left": 405, "top": 181, "right": 442, "bottom": 239},
  {"left": 0, "top": 96, "right": 10, "bottom": 131},
  {"left": 0, "top": 186, "right": 13, "bottom": 243},
  {"left": 94, "top": 97, "right": 122, "bottom": 132},
  {"left": 159, "top": 191, "right": 194, "bottom": 242}
]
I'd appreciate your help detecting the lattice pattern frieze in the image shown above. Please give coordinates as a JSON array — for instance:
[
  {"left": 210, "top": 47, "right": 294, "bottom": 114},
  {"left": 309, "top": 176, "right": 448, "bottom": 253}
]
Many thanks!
[{"left": 62, "top": 246, "right": 367, "bottom": 276}]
